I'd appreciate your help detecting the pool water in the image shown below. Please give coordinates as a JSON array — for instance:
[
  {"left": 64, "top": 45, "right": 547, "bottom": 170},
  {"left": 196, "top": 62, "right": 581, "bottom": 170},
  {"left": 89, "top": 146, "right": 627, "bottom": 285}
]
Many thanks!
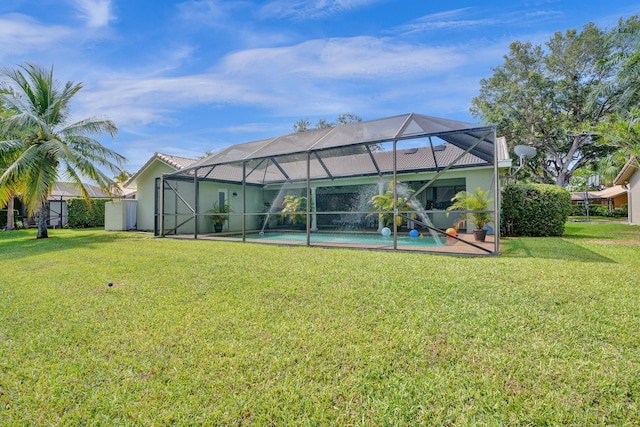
[{"left": 235, "top": 231, "right": 443, "bottom": 247}]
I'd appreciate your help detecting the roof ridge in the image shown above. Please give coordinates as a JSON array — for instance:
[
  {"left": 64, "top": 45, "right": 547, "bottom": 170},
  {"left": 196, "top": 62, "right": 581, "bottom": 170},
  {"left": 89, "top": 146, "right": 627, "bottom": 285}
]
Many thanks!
[{"left": 157, "top": 152, "right": 196, "bottom": 163}]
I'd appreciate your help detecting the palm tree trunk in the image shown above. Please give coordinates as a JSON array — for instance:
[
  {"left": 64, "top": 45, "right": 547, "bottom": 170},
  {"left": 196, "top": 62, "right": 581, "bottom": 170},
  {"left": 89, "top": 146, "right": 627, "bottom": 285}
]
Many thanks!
[
  {"left": 37, "top": 203, "right": 49, "bottom": 239},
  {"left": 7, "top": 197, "right": 15, "bottom": 230}
]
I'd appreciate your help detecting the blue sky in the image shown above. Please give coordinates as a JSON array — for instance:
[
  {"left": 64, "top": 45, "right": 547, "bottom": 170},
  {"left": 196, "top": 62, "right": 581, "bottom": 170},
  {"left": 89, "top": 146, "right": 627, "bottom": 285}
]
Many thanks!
[{"left": 1, "top": 0, "right": 638, "bottom": 174}]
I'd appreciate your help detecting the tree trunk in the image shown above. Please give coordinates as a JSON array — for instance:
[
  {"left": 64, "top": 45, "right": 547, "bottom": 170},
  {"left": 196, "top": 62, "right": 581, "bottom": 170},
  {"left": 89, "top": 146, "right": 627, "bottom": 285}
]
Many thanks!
[
  {"left": 37, "top": 203, "right": 49, "bottom": 239},
  {"left": 7, "top": 197, "right": 15, "bottom": 230}
]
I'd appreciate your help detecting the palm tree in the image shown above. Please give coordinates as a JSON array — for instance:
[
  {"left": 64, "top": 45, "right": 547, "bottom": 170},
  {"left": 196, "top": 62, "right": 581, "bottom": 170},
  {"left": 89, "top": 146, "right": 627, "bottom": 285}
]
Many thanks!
[
  {"left": 590, "top": 16, "right": 640, "bottom": 112},
  {"left": 0, "top": 98, "right": 17, "bottom": 230},
  {"left": 610, "top": 17, "right": 640, "bottom": 111},
  {"left": 113, "top": 169, "right": 132, "bottom": 184},
  {"left": 0, "top": 63, "right": 126, "bottom": 238},
  {"left": 446, "top": 187, "right": 494, "bottom": 233},
  {"left": 596, "top": 107, "right": 640, "bottom": 168},
  {"left": 0, "top": 152, "right": 23, "bottom": 231}
]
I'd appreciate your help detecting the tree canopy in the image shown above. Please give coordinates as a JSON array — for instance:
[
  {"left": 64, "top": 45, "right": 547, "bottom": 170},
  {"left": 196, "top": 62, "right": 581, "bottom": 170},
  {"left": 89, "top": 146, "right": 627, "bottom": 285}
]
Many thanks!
[
  {"left": 292, "top": 113, "right": 362, "bottom": 133},
  {"left": 471, "top": 19, "right": 638, "bottom": 187}
]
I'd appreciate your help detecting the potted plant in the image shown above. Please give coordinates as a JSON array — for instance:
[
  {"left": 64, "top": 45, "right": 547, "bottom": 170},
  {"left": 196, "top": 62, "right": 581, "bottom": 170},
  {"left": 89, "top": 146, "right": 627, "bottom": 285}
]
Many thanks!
[
  {"left": 208, "top": 202, "right": 232, "bottom": 232},
  {"left": 280, "top": 195, "right": 308, "bottom": 228},
  {"left": 368, "top": 182, "right": 411, "bottom": 229},
  {"left": 446, "top": 187, "right": 493, "bottom": 241}
]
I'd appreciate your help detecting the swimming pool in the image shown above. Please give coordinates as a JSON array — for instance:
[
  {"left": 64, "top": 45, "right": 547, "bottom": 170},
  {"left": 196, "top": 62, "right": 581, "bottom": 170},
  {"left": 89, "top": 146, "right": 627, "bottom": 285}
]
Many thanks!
[{"left": 232, "top": 231, "right": 443, "bottom": 247}]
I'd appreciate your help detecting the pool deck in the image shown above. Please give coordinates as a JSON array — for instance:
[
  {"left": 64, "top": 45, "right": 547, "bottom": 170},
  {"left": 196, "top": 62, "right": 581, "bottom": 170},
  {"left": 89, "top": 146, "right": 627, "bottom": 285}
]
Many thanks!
[{"left": 166, "top": 230, "right": 497, "bottom": 256}]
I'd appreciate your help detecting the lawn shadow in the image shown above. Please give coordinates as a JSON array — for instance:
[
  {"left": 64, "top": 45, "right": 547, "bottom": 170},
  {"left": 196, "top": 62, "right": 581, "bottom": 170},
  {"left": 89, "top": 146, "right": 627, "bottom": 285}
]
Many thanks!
[
  {"left": 0, "top": 229, "right": 135, "bottom": 261},
  {"left": 563, "top": 221, "right": 638, "bottom": 241},
  {"left": 501, "top": 237, "right": 615, "bottom": 263}
]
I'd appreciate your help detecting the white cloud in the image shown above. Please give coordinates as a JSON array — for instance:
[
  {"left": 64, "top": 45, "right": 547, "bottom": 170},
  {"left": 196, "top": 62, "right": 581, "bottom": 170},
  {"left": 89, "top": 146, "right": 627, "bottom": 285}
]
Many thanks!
[
  {"left": 178, "top": 0, "right": 228, "bottom": 22},
  {"left": 177, "top": 0, "right": 253, "bottom": 28},
  {"left": 260, "top": 0, "right": 380, "bottom": 20},
  {"left": 0, "top": 14, "right": 73, "bottom": 58},
  {"left": 72, "top": 34, "right": 477, "bottom": 128},
  {"left": 393, "top": 8, "right": 498, "bottom": 35},
  {"left": 73, "top": 0, "right": 114, "bottom": 28},
  {"left": 220, "top": 36, "right": 466, "bottom": 79},
  {"left": 76, "top": 74, "right": 272, "bottom": 128}
]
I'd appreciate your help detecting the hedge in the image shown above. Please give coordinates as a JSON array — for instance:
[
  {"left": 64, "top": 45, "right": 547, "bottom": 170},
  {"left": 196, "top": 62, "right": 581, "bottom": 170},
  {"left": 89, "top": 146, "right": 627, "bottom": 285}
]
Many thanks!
[
  {"left": 66, "top": 198, "right": 109, "bottom": 228},
  {"left": 570, "top": 203, "right": 628, "bottom": 218},
  {"left": 501, "top": 183, "right": 572, "bottom": 237}
]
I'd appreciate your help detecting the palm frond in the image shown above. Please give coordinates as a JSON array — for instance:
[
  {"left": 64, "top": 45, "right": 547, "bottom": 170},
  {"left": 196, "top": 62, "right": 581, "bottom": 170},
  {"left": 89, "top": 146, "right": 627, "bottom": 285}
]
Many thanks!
[{"left": 61, "top": 118, "right": 118, "bottom": 139}]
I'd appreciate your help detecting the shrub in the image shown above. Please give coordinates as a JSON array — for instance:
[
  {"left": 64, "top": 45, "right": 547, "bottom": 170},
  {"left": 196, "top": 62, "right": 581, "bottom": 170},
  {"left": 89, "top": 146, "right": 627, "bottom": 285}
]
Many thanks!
[
  {"left": 0, "top": 209, "right": 19, "bottom": 229},
  {"left": 614, "top": 204, "right": 629, "bottom": 218},
  {"left": 570, "top": 203, "right": 587, "bottom": 216},
  {"left": 571, "top": 203, "right": 628, "bottom": 218},
  {"left": 501, "top": 183, "right": 571, "bottom": 237},
  {"left": 66, "top": 198, "right": 109, "bottom": 228}
]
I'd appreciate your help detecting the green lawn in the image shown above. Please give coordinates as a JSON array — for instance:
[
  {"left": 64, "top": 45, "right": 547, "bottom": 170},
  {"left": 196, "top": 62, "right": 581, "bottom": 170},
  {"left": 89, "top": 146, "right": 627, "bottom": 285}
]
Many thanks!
[{"left": 1, "top": 223, "right": 639, "bottom": 426}]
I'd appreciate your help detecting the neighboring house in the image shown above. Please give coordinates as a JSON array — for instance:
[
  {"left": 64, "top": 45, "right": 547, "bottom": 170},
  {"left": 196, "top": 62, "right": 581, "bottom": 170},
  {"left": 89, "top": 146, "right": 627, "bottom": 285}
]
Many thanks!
[
  {"left": 614, "top": 157, "right": 639, "bottom": 225},
  {"left": 2, "top": 182, "right": 114, "bottom": 228},
  {"left": 570, "top": 185, "right": 628, "bottom": 211},
  {"left": 47, "top": 182, "right": 112, "bottom": 227},
  {"left": 121, "top": 153, "right": 197, "bottom": 232}
]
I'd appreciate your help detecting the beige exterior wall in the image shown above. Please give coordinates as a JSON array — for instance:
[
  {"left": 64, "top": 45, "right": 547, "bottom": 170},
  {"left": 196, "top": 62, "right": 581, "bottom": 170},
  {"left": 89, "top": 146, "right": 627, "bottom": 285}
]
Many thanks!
[
  {"left": 629, "top": 170, "right": 640, "bottom": 226},
  {"left": 611, "top": 193, "right": 627, "bottom": 209},
  {"left": 135, "top": 161, "right": 180, "bottom": 232},
  {"left": 195, "top": 181, "right": 263, "bottom": 233},
  {"left": 161, "top": 179, "right": 265, "bottom": 234}
]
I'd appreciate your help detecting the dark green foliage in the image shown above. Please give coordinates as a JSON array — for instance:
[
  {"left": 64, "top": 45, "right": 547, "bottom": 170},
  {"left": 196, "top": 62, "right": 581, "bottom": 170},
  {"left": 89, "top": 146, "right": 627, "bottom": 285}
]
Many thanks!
[
  {"left": 66, "top": 198, "right": 108, "bottom": 228},
  {"left": 571, "top": 203, "right": 628, "bottom": 217},
  {"left": 615, "top": 204, "right": 629, "bottom": 217},
  {"left": 0, "top": 209, "right": 18, "bottom": 228},
  {"left": 501, "top": 183, "right": 572, "bottom": 236}
]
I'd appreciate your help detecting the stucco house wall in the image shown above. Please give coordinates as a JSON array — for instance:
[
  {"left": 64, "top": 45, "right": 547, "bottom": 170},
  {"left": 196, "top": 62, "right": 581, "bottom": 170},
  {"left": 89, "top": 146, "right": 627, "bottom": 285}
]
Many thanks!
[
  {"left": 124, "top": 154, "right": 196, "bottom": 232},
  {"left": 614, "top": 157, "right": 639, "bottom": 225},
  {"left": 630, "top": 168, "right": 640, "bottom": 225}
]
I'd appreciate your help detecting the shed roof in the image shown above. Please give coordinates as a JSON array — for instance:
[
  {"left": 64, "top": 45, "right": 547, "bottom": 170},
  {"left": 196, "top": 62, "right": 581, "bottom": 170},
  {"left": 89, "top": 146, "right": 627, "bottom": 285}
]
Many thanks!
[
  {"left": 592, "top": 185, "right": 627, "bottom": 199},
  {"left": 571, "top": 185, "right": 628, "bottom": 202},
  {"left": 614, "top": 157, "right": 638, "bottom": 185}
]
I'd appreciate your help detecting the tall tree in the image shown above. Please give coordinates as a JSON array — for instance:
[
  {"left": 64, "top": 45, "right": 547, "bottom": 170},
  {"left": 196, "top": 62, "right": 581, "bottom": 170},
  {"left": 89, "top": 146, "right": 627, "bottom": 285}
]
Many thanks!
[
  {"left": 0, "top": 63, "right": 126, "bottom": 238},
  {"left": 471, "top": 23, "right": 621, "bottom": 187}
]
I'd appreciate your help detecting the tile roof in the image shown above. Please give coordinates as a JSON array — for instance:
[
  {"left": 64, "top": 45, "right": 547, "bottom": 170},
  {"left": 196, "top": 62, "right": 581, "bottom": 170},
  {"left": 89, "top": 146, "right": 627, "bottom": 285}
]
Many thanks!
[
  {"left": 125, "top": 152, "right": 197, "bottom": 188},
  {"left": 156, "top": 153, "right": 197, "bottom": 170},
  {"left": 49, "top": 182, "right": 111, "bottom": 200}
]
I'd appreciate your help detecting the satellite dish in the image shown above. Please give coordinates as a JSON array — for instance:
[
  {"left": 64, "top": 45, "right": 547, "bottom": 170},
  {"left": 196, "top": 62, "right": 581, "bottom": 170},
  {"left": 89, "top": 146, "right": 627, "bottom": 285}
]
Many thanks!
[
  {"left": 503, "top": 145, "right": 538, "bottom": 180},
  {"left": 514, "top": 145, "right": 537, "bottom": 159}
]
